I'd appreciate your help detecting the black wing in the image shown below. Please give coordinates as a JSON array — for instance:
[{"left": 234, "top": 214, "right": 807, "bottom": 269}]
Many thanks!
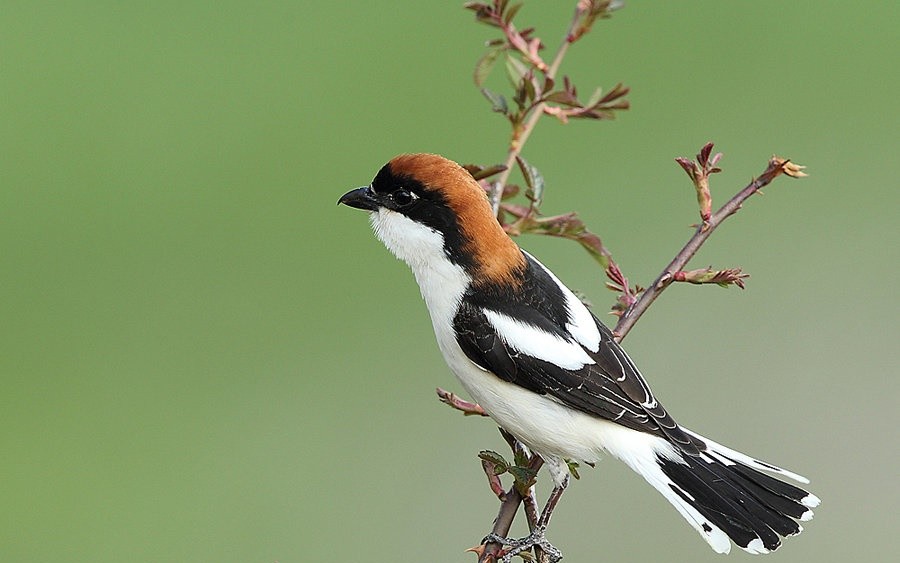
[{"left": 455, "top": 258, "right": 703, "bottom": 455}]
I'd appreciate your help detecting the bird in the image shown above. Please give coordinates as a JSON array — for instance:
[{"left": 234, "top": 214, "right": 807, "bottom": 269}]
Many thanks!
[{"left": 338, "top": 153, "right": 819, "bottom": 560}]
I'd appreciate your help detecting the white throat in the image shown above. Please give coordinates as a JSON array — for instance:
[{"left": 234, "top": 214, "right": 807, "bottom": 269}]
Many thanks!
[{"left": 369, "top": 209, "right": 471, "bottom": 328}]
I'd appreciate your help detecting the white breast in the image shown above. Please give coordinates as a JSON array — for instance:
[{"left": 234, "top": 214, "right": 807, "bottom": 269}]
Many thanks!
[{"left": 369, "top": 208, "right": 679, "bottom": 484}]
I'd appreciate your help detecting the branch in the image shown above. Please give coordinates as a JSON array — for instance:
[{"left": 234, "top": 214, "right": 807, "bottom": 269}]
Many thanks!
[
  {"left": 450, "top": 5, "right": 808, "bottom": 563},
  {"left": 612, "top": 155, "right": 807, "bottom": 341},
  {"left": 449, "top": 151, "right": 806, "bottom": 561},
  {"left": 487, "top": 10, "right": 580, "bottom": 216},
  {"left": 479, "top": 451, "right": 545, "bottom": 563}
]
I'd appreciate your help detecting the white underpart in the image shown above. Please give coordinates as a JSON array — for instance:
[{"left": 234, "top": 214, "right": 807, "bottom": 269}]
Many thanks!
[
  {"left": 483, "top": 309, "right": 595, "bottom": 370},
  {"left": 368, "top": 210, "right": 803, "bottom": 555},
  {"left": 445, "top": 346, "right": 735, "bottom": 554}
]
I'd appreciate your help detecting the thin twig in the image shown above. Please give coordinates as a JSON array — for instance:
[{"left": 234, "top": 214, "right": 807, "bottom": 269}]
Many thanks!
[
  {"left": 488, "top": 12, "right": 579, "bottom": 216},
  {"left": 480, "top": 455, "right": 545, "bottom": 563},
  {"left": 612, "top": 156, "right": 803, "bottom": 341},
  {"left": 521, "top": 486, "right": 548, "bottom": 563}
]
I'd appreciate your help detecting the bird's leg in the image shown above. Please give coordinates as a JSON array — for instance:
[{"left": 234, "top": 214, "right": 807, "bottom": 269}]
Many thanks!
[
  {"left": 535, "top": 476, "right": 567, "bottom": 529},
  {"left": 482, "top": 474, "right": 569, "bottom": 563}
]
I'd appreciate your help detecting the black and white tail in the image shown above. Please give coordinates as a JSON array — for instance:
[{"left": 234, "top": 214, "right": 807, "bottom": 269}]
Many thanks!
[{"left": 627, "top": 428, "right": 820, "bottom": 555}]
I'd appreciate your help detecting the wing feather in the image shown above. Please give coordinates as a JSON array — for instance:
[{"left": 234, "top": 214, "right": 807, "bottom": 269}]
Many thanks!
[{"left": 453, "top": 253, "right": 704, "bottom": 455}]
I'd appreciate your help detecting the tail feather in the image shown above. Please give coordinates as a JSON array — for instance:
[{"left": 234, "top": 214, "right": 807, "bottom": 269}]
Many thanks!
[
  {"left": 662, "top": 453, "right": 793, "bottom": 552},
  {"left": 683, "top": 428, "right": 813, "bottom": 485},
  {"left": 651, "top": 429, "right": 818, "bottom": 554},
  {"left": 591, "top": 420, "right": 818, "bottom": 554},
  {"left": 722, "top": 462, "right": 811, "bottom": 524}
]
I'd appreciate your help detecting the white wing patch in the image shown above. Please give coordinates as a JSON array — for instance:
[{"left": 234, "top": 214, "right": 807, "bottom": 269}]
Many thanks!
[
  {"left": 523, "top": 251, "right": 601, "bottom": 352},
  {"left": 482, "top": 309, "right": 595, "bottom": 370}
]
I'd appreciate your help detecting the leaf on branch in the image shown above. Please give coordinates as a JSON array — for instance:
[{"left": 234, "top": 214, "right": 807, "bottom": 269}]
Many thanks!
[
  {"left": 543, "top": 105, "right": 571, "bottom": 124},
  {"left": 505, "top": 53, "right": 531, "bottom": 88},
  {"left": 467, "top": 1, "right": 544, "bottom": 73},
  {"left": 671, "top": 267, "right": 749, "bottom": 289},
  {"left": 542, "top": 80, "right": 630, "bottom": 123},
  {"left": 502, "top": 183, "right": 521, "bottom": 200},
  {"left": 754, "top": 156, "right": 809, "bottom": 187},
  {"left": 500, "top": 183, "right": 521, "bottom": 200},
  {"left": 478, "top": 450, "right": 510, "bottom": 474},
  {"left": 676, "top": 141, "right": 723, "bottom": 222},
  {"left": 478, "top": 450, "right": 510, "bottom": 500},
  {"left": 509, "top": 35, "right": 547, "bottom": 73},
  {"left": 605, "top": 261, "right": 643, "bottom": 317},
  {"left": 521, "top": 212, "right": 613, "bottom": 269},
  {"left": 511, "top": 443, "right": 531, "bottom": 468},
  {"left": 542, "top": 90, "right": 579, "bottom": 107},
  {"left": 515, "top": 155, "right": 544, "bottom": 208},
  {"left": 481, "top": 87, "right": 509, "bottom": 115},
  {"left": 772, "top": 156, "right": 808, "bottom": 178},
  {"left": 508, "top": 464, "right": 538, "bottom": 492},
  {"left": 464, "top": 2, "right": 503, "bottom": 28},
  {"left": 566, "top": 460, "right": 582, "bottom": 480},
  {"left": 500, "top": 202, "right": 531, "bottom": 220},
  {"left": 674, "top": 156, "right": 699, "bottom": 179},
  {"left": 504, "top": 2, "right": 523, "bottom": 25},
  {"left": 474, "top": 45, "right": 506, "bottom": 87},
  {"left": 463, "top": 163, "right": 508, "bottom": 181},
  {"left": 569, "top": 0, "right": 624, "bottom": 43}
]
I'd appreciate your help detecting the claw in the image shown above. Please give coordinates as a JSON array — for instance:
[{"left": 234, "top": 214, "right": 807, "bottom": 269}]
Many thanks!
[
  {"left": 481, "top": 532, "right": 515, "bottom": 547},
  {"left": 482, "top": 530, "right": 562, "bottom": 562},
  {"left": 480, "top": 480, "right": 569, "bottom": 562}
]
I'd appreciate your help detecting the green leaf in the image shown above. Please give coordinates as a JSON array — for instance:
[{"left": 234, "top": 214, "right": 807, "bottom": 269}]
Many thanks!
[
  {"left": 512, "top": 447, "right": 529, "bottom": 468},
  {"left": 566, "top": 459, "right": 581, "bottom": 480},
  {"left": 523, "top": 72, "right": 537, "bottom": 103},
  {"left": 480, "top": 87, "right": 508, "bottom": 114},
  {"left": 505, "top": 54, "right": 530, "bottom": 88},
  {"left": 586, "top": 85, "right": 604, "bottom": 108},
  {"left": 504, "top": 2, "right": 522, "bottom": 25},
  {"left": 542, "top": 90, "right": 580, "bottom": 106},
  {"left": 478, "top": 450, "right": 510, "bottom": 474},
  {"left": 508, "top": 465, "right": 537, "bottom": 489},
  {"left": 516, "top": 155, "right": 544, "bottom": 207},
  {"left": 474, "top": 46, "right": 504, "bottom": 87},
  {"left": 468, "top": 163, "right": 507, "bottom": 181},
  {"left": 575, "top": 231, "right": 611, "bottom": 269}
]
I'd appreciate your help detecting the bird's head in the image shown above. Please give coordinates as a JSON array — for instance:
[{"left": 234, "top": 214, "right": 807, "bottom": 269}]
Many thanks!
[{"left": 339, "top": 153, "right": 524, "bottom": 285}]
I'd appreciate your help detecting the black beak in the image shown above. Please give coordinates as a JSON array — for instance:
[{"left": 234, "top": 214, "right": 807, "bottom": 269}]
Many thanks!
[{"left": 338, "top": 186, "right": 380, "bottom": 211}]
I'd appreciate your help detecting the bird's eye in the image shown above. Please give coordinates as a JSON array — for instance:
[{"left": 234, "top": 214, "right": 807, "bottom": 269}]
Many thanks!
[{"left": 391, "top": 188, "right": 418, "bottom": 207}]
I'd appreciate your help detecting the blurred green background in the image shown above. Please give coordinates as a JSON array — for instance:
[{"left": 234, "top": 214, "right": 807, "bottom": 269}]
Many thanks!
[{"left": 2, "top": 2, "right": 896, "bottom": 561}]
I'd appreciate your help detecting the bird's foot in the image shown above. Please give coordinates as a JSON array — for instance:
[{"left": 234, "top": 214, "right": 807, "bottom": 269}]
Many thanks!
[{"left": 482, "top": 530, "right": 563, "bottom": 562}]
